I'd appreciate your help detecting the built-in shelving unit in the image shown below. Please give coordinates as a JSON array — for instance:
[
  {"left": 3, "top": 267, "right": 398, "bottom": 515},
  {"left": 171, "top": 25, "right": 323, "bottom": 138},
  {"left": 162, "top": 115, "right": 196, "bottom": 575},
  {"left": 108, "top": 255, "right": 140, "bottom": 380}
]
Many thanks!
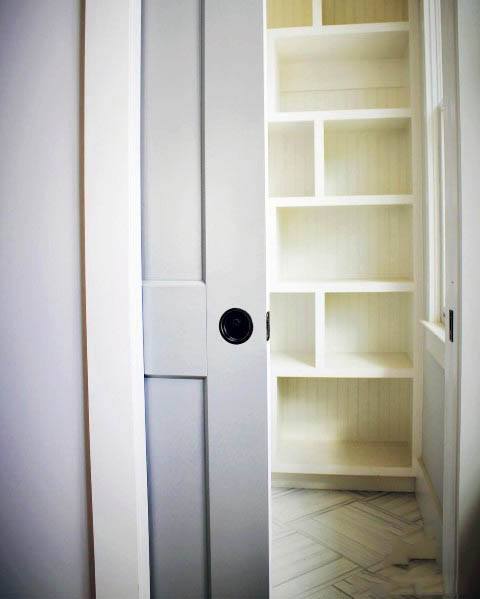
[{"left": 267, "top": 0, "right": 420, "bottom": 483}]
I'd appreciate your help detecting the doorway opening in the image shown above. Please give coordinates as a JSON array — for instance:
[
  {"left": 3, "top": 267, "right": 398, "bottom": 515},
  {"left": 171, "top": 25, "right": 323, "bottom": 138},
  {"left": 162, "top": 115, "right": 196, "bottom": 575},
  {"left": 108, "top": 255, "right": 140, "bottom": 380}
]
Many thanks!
[{"left": 265, "top": 1, "right": 444, "bottom": 596}]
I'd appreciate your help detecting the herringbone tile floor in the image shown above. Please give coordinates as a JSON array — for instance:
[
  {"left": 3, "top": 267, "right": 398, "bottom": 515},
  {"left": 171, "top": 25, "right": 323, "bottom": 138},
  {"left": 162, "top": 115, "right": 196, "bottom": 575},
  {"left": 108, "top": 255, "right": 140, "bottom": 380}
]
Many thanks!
[{"left": 271, "top": 488, "right": 443, "bottom": 598}]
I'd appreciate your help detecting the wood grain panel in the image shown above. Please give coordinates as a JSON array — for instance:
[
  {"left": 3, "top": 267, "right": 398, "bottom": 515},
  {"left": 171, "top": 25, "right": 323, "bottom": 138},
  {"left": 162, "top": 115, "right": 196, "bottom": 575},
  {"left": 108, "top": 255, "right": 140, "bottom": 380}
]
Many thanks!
[
  {"left": 322, "top": 0, "right": 408, "bottom": 25},
  {"left": 277, "top": 377, "right": 412, "bottom": 443},
  {"left": 279, "top": 57, "right": 409, "bottom": 111},
  {"left": 269, "top": 122, "right": 315, "bottom": 197},
  {"left": 277, "top": 205, "right": 413, "bottom": 280},
  {"left": 271, "top": 293, "right": 316, "bottom": 362},
  {"left": 325, "top": 292, "right": 413, "bottom": 353},
  {"left": 324, "top": 121, "right": 412, "bottom": 195},
  {"left": 268, "top": 0, "right": 313, "bottom": 29}
]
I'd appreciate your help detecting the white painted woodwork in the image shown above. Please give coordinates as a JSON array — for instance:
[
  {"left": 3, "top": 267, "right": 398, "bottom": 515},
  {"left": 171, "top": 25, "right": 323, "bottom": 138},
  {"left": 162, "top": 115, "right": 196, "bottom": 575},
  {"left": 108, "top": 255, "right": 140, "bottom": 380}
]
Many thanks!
[
  {"left": 266, "top": 1, "right": 421, "bottom": 483},
  {"left": 273, "top": 350, "right": 413, "bottom": 379},
  {"left": 271, "top": 194, "right": 414, "bottom": 207},
  {"left": 269, "top": 107, "right": 411, "bottom": 122},
  {"left": 84, "top": 0, "right": 149, "bottom": 596},
  {"left": 275, "top": 440, "right": 412, "bottom": 476},
  {"left": 272, "top": 279, "right": 415, "bottom": 293}
]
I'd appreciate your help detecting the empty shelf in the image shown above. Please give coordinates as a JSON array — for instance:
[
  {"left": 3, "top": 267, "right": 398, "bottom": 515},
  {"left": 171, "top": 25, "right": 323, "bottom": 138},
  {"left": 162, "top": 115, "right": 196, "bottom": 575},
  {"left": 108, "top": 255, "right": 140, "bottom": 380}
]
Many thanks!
[
  {"left": 271, "top": 279, "right": 414, "bottom": 293},
  {"left": 271, "top": 194, "right": 414, "bottom": 207},
  {"left": 272, "top": 351, "right": 413, "bottom": 378},
  {"left": 274, "top": 439, "right": 412, "bottom": 476}
]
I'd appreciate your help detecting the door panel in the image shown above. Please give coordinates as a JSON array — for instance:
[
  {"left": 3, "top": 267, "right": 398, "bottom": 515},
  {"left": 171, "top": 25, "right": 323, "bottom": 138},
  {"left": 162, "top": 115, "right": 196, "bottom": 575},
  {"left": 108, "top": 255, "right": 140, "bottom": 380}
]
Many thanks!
[
  {"left": 143, "top": 281, "right": 207, "bottom": 377},
  {"left": 146, "top": 378, "right": 208, "bottom": 599},
  {"left": 142, "top": 1, "right": 268, "bottom": 598},
  {"left": 142, "top": 0, "right": 202, "bottom": 281}
]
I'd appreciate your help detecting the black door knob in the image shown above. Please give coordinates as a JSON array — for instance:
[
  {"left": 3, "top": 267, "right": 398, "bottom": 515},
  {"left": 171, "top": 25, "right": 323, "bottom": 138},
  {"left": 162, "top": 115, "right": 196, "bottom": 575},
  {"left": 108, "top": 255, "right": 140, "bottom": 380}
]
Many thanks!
[{"left": 219, "top": 308, "right": 253, "bottom": 344}]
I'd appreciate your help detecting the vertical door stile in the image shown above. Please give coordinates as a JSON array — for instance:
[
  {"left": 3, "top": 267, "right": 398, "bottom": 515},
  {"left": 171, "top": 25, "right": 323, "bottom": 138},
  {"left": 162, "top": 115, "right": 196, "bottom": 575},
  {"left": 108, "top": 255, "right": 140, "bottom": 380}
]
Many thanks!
[{"left": 204, "top": 1, "right": 269, "bottom": 597}]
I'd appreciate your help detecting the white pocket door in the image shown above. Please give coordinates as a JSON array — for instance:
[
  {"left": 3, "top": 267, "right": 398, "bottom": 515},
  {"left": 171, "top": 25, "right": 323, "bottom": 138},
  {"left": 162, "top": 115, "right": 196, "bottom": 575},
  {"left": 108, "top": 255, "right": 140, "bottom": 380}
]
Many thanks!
[{"left": 142, "top": 1, "right": 269, "bottom": 598}]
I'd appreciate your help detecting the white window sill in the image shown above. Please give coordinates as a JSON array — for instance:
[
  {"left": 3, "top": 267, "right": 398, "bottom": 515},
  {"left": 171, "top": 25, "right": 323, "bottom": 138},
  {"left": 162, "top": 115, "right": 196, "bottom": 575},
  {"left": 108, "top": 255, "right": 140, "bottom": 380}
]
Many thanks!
[{"left": 421, "top": 320, "right": 445, "bottom": 369}]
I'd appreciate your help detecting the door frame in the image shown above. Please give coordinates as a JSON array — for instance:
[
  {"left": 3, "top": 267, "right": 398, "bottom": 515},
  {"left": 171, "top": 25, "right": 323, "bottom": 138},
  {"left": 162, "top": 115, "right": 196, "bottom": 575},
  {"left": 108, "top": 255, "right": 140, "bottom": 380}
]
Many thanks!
[
  {"left": 84, "top": 0, "right": 150, "bottom": 597},
  {"left": 421, "top": 0, "right": 460, "bottom": 592}
]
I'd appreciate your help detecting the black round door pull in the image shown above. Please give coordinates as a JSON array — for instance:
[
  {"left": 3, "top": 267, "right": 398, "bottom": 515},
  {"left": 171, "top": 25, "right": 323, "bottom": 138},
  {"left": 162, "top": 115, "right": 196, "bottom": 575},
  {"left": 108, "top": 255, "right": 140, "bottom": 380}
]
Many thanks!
[{"left": 219, "top": 308, "right": 253, "bottom": 344}]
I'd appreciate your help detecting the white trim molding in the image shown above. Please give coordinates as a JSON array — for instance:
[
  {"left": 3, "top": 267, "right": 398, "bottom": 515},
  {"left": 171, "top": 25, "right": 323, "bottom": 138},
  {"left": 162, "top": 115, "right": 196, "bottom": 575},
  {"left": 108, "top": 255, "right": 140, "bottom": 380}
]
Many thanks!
[
  {"left": 422, "top": 0, "right": 444, "bottom": 325},
  {"left": 421, "top": 320, "right": 445, "bottom": 369},
  {"left": 84, "top": 1, "right": 150, "bottom": 597}
]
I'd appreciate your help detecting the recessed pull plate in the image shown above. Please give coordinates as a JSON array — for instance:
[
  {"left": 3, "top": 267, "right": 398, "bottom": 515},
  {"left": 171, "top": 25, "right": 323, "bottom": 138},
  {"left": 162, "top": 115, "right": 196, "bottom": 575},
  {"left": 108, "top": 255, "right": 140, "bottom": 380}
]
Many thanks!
[{"left": 219, "top": 308, "right": 253, "bottom": 345}]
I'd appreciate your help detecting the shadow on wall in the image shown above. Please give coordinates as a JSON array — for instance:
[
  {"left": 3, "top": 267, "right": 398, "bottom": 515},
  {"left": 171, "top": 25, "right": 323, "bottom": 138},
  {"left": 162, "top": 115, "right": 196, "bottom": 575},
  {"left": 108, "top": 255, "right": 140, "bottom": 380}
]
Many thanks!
[{"left": 459, "top": 501, "right": 480, "bottom": 597}]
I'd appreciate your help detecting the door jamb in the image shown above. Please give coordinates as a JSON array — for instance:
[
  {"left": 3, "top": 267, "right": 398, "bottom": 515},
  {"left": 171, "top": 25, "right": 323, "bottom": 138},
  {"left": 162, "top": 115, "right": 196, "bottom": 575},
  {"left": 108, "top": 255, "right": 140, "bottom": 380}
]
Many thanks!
[
  {"left": 84, "top": 1, "right": 150, "bottom": 597},
  {"left": 421, "top": 0, "right": 460, "bottom": 592}
]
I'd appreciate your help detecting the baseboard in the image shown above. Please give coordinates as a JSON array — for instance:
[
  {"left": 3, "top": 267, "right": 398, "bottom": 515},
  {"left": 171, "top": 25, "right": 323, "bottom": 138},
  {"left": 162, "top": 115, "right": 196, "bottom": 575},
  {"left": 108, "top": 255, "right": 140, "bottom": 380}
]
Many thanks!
[
  {"left": 415, "top": 457, "right": 443, "bottom": 565},
  {"left": 272, "top": 472, "right": 415, "bottom": 492}
]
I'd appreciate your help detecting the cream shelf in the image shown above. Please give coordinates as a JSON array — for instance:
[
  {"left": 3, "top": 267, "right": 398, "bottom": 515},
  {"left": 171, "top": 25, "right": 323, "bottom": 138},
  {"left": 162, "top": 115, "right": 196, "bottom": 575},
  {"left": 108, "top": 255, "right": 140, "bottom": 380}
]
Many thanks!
[
  {"left": 271, "top": 279, "right": 414, "bottom": 294},
  {"left": 271, "top": 194, "right": 414, "bottom": 207},
  {"left": 269, "top": 23, "right": 410, "bottom": 112},
  {"left": 266, "top": 0, "right": 419, "bottom": 483},
  {"left": 268, "top": 21, "right": 410, "bottom": 40},
  {"left": 272, "top": 351, "right": 413, "bottom": 378},
  {"left": 274, "top": 439, "right": 412, "bottom": 477},
  {"left": 268, "top": 107, "right": 411, "bottom": 123}
]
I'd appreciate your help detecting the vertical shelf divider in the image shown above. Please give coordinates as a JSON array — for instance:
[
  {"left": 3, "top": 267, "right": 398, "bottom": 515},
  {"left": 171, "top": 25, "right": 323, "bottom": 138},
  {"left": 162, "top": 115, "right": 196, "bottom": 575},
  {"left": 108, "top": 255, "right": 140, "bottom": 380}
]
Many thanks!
[
  {"left": 267, "top": 37, "right": 279, "bottom": 114},
  {"left": 268, "top": 205, "right": 279, "bottom": 287},
  {"left": 314, "top": 119, "right": 325, "bottom": 199},
  {"left": 315, "top": 290, "right": 326, "bottom": 368},
  {"left": 408, "top": 0, "right": 423, "bottom": 464},
  {"left": 312, "top": 0, "right": 322, "bottom": 28}
]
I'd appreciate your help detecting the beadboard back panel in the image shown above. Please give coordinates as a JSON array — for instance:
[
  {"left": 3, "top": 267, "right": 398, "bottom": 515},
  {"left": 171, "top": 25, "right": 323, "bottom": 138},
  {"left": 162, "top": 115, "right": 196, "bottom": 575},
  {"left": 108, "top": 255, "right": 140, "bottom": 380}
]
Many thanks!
[
  {"left": 271, "top": 293, "right": 316, "bottom": 360},
  {"left": 325, "top": 292, "right": 413, "bottom": 354},
  {"left": 277, "top": 205, "right": 413, "bottom": 281},
  {"left": 322, "top": 0, "right": 408, "bottom": 25},
  {"left": 277, "top": 377, "right": 412, "bottom": 443}
]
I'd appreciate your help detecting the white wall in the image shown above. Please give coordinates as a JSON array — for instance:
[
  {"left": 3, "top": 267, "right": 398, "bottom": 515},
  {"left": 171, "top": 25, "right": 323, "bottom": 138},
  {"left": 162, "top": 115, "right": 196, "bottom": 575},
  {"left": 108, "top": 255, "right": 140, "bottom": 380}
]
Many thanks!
[
  {"left": 0, "top": 1, "right": 91, "bottom": 597},
  {"left": 456, "top": 0, "right": 480, "bottom": 595}
]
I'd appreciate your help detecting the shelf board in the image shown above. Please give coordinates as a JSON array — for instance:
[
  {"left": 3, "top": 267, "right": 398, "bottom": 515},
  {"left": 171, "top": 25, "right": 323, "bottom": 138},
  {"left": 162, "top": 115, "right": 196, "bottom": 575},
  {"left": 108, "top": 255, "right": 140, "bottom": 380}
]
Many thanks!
[
  {"left": 268, "top": 108, "right": 411, "bottom": 123},
  {"left": 268, "top": 21, "right": 410, "bottom": 41},
  {"left": 271, "top": 194, "right": 414, "bottom": 207},
  {"left": 271, "top": 351, "right": 316, "bottom": 374},
  {"left": 271, "top": 279, "right": 414, "bottom": 293},
  {"left": 273, "top": 439, "right": 412, "bottom": 477},
  {"left": 272, "top": 351, "right": 413, "bottom": 378}
]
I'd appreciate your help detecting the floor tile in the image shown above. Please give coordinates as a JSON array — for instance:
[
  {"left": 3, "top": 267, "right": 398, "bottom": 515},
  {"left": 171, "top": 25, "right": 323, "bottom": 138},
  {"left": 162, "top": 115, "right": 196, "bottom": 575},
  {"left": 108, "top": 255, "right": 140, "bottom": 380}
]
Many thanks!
[
  {"left": 272, "top": 557, "right": 358, "bottom": 599},
  {"left": 272, "top": 532, "right": 339, "bottom": 587},
  {"left": 366, "top": 492, "right": 423, "bottom": 523},
  {"left": 272, "top": 489, "right": 356, "bottom": 523},
  {"left": 271, "top": 487, "right": 443, "bottom": 598},
  {"left": 295, "top": 517, "right": 384, "bottom": 568},
  {"left": 272, "top": 520, "right": 294, "bottom": 541}
]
